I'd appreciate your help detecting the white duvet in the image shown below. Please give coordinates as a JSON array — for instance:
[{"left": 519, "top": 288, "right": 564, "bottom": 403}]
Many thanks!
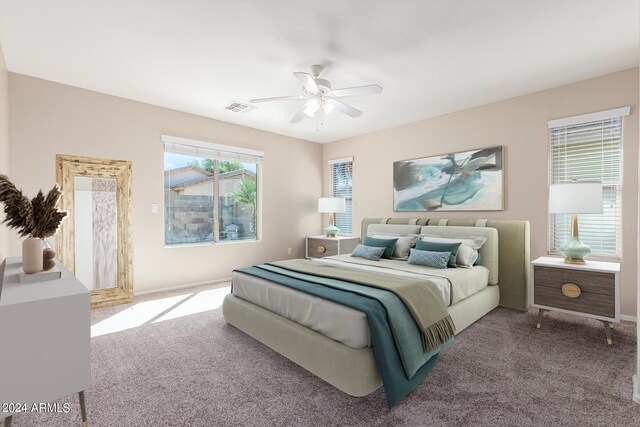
[{"left": 232, "top": 256, "right": 490, "bottom": 349}]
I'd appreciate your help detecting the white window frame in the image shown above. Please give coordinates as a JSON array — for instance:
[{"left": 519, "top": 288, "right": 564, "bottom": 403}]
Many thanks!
[
  {"left": 162, "top": 135, "right": 263, "bottom": 247},
  {"left": 329, "top": 157, "right": 353, "bottom": 236},
  {"left": 547, "top": 107, "right": 629, "bottom": 259}
]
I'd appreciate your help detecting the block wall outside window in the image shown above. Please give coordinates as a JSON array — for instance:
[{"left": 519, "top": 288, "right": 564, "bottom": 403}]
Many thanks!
[{"left": 163, "top": 136, "right": 261, "bottom": 246}]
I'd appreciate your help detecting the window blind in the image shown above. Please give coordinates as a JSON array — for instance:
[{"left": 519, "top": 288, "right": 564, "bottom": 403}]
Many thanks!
[
  {"left": 548, "top": 115, "right": 623, "bottom": 257},
  {"left": 331, "top": 158, "right": 353, "bottom": 235},
  {"left": 162, "top": 135, "right": 263, "bottom": 164}
]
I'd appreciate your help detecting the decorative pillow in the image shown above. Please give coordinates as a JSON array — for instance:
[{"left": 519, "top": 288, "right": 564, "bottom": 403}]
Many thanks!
[
  {"left": 369, "top": 233, "right": 419, "bottom": 259},
  {"left": 415, "top": 240, "right": 461, "bottom": 268},
  {"left": 420, "top": 236, "right": 487, "bottom": 267},
  {"left": 363, "top": 236, "right": 398, "bottom": 259},
  {"left": 407, "top": 249, "right": 450, "bottom": 269},
  {"left": 455, "top": 244, "right": 479, "bottom": 268},
  {"left": 351, "top": 244, "right": 386, "bottom": 261},
  {"left": 420, "top": 235, "right": 487, "bottom": 250},
  {"left": 474, "top": 253, "right": 483, "bottom": 266}
]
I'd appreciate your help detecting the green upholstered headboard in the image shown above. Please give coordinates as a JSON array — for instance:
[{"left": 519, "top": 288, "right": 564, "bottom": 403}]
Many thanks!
[{"left": 361, "top": 218, "right": 530, "bottom": 311}]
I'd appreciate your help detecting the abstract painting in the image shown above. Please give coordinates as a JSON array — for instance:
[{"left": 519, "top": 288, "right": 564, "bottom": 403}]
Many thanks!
[{"left": 393, "top": 146, "right": 503, "bottom": 211}]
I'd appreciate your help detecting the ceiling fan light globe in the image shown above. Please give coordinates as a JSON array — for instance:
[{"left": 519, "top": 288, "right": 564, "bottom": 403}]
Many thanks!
[
  {"left": 303, "top": 99, "right": 320, "bottom": 117},
  {"left": 321, "top": 101, "right": 334, "bottom": 115}
]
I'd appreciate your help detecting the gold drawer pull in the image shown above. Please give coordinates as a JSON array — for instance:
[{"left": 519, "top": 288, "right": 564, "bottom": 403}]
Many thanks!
[
  {"left": 317, "top": 245, "right": 326, "bottom": 254},
  {"left": 561, "top": 283, "right": 581, "bottom": 298}
]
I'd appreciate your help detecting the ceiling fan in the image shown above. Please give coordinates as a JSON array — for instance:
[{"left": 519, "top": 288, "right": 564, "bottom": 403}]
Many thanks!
[{"left": 249, "top": 65, "right": 383, "bottom": 123}]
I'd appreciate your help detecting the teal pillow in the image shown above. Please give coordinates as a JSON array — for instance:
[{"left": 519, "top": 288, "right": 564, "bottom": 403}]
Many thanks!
[
  {"left": 407, "top": 249, "right": 450, "bottom": 269},
  {"left": 351, "top": 244, "right": 386, "bottom": 261},
  {"left": 474, "top": 253, "right": 483, "bottom": 266},
  {"left": 415, "top": 240, "right": 461, "bottom": 268},
  {"left": 363, "top": 236, "right": 398, "bottom": 259}
]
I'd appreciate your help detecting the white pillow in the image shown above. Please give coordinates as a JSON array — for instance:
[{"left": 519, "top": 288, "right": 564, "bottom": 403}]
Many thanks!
[
  {"left": 370, "top": 233, "right": 419, "bottom": 260},
  {"left": 420, "top": 235, "right": 487, "bottom": 267},
  {"left": 455, "top": 244, "right": 479, "bottom": 268}
]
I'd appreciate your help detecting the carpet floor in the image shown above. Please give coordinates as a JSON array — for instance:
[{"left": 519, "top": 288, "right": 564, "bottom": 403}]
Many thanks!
[{"left": 8, "top": 284, "right": 640, "bottom": 427}]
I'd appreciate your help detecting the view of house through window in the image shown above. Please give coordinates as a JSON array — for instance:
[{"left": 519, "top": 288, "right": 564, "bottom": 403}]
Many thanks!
[{"left": 163, "top": 137, "right": 261, "bottom": 246}]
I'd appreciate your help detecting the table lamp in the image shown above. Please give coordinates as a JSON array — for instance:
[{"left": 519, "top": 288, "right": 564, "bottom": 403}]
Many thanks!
[
  {"left": 318, "top": 197, "right": 346, "bottom": 237},
  {"left": 548, "top": 181, "right": 603, "bottom": 264}
]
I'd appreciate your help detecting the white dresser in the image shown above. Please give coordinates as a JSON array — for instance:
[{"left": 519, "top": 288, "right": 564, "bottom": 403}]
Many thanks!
[{"left": 0, "top": 257, "right": 90, "bottom": 426}]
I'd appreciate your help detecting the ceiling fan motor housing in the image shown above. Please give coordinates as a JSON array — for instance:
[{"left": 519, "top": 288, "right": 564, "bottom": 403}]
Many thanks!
[{"left": 312, "top": 78, "right": 331, "bottom": 95}]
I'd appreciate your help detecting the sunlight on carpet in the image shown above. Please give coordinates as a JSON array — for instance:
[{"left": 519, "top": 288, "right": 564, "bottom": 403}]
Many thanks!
[
  {"left": 91, "top": 286, "right": 230, "bottom": 337},
  {"left": 153, "top": 287, "right": 230, "bottom": 323}
]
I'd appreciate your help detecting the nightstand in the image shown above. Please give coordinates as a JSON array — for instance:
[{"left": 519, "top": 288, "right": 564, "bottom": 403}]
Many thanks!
[
  {"left": 531, "top": 256, "right": 620, "bottom": 345},
  {"left": 306, "top": 235, "right": 359, "bottom": 259}
]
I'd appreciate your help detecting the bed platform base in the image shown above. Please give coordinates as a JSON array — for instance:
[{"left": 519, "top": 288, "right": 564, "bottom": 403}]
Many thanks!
[{"left": 223, "top": 285, "right": 499, "bottom": 397}]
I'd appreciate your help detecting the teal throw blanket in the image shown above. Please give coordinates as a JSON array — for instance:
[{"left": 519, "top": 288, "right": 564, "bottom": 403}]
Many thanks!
[{"left": 234, "top": 265, "right": 451, "bottom": 408}]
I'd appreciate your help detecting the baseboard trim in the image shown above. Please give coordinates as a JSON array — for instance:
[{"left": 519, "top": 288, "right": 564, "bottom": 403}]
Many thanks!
[
  {"left": 621, "top": 314, "right": 637, "bottom": 322},
  {"left": 135, "top": 277, "right": 231, "bottom": 296},
  {"left": 633, "top": 375, "right": 640, "bottom": 404}
]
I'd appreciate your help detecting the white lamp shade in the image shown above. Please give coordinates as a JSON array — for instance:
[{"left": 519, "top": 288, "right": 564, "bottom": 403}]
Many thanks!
[
  {"left": 318, "top": 197, "right": 346, "bottom": 213},
  {"left": 548, "top": 182, "right": 603, "bottom": 214}
]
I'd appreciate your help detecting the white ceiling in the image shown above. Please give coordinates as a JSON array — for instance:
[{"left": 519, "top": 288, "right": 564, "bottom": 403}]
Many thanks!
[{"left": 0, "top": 0, "right": 638, "bottom": 144}]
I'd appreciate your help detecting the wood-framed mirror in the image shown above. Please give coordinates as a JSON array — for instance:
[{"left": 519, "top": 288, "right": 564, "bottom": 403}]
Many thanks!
[{"left": 56, "top": 155, "right": 133, "bottom": 308}]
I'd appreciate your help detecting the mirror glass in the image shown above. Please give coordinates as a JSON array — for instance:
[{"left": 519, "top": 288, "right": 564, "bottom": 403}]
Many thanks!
[{"left": 74, "top": 176, "right": 118, "bottom": 291}]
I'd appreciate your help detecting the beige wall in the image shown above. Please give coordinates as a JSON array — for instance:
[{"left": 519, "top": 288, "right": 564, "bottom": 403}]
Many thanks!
[
  {"left": 323, "top": 68, "right": 639, "bottom": 317},
  {"left": 636, "top": 9, "right": 640, "bottom": 400},
  {"left": 9, "top": 73, "right": 322, "bottom": 293},
  {"left": 0, "top": 43, "right": 9, "bottom": 260}
]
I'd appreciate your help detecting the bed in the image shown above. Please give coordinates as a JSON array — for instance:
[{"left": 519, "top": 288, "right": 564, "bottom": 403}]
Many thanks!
[{"left": 223, "top": 218, "right": 530, "bottom": 406}]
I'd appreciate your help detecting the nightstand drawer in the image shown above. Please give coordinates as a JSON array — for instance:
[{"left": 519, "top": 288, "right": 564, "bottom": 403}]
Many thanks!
[
  {"left": 307, "top": 238, "right": 339, "bottom": 258},
  {"left": 533, "top": 266, "right": 614, "bottom": 296},
  {"left": 534, "top": 285, "right": 615, "bottom": 318}
]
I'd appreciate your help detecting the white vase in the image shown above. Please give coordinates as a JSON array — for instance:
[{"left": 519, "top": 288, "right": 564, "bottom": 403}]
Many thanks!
[{"left": 22, "top": 237, "right": 43, "bottom": 274}]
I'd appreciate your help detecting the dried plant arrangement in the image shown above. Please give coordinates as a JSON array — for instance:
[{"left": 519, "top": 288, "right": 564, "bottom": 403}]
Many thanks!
[{"left": 0, "top": 175, "right": 68, "bottom": 239}]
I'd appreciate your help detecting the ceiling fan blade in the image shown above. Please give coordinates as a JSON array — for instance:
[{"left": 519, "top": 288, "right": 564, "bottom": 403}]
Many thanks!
[
  {"left": 325, "top": 99, "right": 362, "bottom": 118},
  {"left": 293, "top": 72, "right": 319, "bottom": 93},
  {"left": 290, "top": 107, "right": 307, "bottom": 124},
  {"left": 249, "top": 95, "right": 306, "bottom": 103},
  {"left": 331, "top": 84, "right": 383, "bottom": 98}
]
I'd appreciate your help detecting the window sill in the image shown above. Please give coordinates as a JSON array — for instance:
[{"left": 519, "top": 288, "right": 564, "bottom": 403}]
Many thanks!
[
  {"left": 216, "top": 239, "right": 261, "bottom": 246},
  {"left": 165, "top": 239, "right": 260, "bottom": 249},
  {"left": 547, "top": 252, "right": 622, "bottom": 262}
]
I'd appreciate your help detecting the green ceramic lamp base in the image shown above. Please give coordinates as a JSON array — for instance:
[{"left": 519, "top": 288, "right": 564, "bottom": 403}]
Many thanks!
[
  {"left": 560, "top": 236, "right": 591, "bottom": 265},
  {"left": 324, "top": 224, "right": 340, "bottom": 238}
]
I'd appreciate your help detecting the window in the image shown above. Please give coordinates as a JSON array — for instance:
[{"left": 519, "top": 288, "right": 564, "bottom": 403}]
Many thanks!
[
  {"left": 330, "top": 157, "right": 353, "bottom": 235},
  {"left": 548, "top": 107, "right": 629, "bottom": 258},
  {"left": 163, "top": 135, "right": 262, "bottom": 246}
]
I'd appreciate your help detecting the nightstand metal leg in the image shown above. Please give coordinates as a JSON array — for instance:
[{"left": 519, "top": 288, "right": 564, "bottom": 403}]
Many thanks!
[
  {"left": 602, "top": 321, "right": 613, "bottom": 345},
  {"left": 79, "top": 390, "right": 88, "bottom": 426},
  {"left": 5, "top": 416, "right": 12, "bottom": 427},
  {"left": 536, "top": 309, "right": 546, "bottom": 329}
]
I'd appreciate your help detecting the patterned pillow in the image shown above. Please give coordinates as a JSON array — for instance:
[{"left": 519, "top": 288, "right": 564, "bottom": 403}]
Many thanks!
[
  {"left": 415, "top": 240, "right": 461, "bottom": 268},
  {"left": 362, "top": 236, "right": 398, "bottom": 259},
  {"left": 351, "top": 244, "right": 387, "bottom": 261},
  {"left": 407, "top": 249, "right": 450, "bottom": 269}
]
